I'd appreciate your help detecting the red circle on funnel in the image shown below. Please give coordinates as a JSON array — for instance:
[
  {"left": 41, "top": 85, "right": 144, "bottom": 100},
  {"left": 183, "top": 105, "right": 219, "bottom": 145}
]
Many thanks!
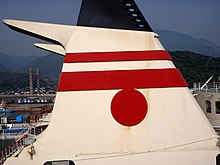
[{"left": 111, "top": 89, "right": 148, "bottom": 126}]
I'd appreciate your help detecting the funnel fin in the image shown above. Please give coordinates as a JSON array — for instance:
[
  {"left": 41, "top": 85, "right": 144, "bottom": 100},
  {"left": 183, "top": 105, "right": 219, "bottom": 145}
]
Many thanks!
[
  {"left": 3, "top": 19, "right": 75, "bottom": 47},
  {"left": 34, "top": 43, "right": 65, "bottom": 56}
]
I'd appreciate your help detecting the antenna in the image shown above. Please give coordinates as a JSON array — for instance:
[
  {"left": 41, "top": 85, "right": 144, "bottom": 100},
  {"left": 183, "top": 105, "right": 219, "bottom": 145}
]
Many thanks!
[{"left": 201, "top": 75, "right": 213, "bottom": 89}]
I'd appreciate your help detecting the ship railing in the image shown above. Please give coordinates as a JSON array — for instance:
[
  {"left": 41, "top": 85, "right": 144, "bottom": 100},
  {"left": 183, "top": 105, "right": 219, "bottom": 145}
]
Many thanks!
[
  {"left": 0, "top": 114, "right": 50, "bottom": 164},
  {"left": 28, "top": 113, "right": 51, "bottom": 136},
  {"left": 193, "top": 82, "right": 220, "bottom": 93},
  {"left": 0, "top": 122, "right": 34, "bottom": 140},
  {"left": 28, "top": 125, "right": 46, "bottom": 136},
  {"left": 0, "top": 132, "right": 28, "bottom": 165},
  {"left": 0, "top": 123, "right": 42, "bottom": 164}
]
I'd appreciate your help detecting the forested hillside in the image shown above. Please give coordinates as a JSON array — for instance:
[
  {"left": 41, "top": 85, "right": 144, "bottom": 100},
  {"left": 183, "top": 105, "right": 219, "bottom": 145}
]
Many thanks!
[{"left": 170, "top": 51, "right": 220, "bottom": 86}]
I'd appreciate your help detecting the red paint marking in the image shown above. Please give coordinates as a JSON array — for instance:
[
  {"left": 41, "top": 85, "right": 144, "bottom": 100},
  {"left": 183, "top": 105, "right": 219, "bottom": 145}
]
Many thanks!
[
  {"left": 111, "top": 89, "right": 148, "bottom": 127},
  {"left": 58, "top": 69, "right": 187, "bottom": 91},
  {"left": 64, "top": 50, "right": 171, "bottom": 63}
]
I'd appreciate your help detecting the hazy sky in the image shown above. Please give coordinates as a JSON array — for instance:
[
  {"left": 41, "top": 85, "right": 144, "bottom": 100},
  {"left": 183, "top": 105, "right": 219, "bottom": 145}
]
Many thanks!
[{"left": 0, "top": 0, "right": 219, "bottom": 57}]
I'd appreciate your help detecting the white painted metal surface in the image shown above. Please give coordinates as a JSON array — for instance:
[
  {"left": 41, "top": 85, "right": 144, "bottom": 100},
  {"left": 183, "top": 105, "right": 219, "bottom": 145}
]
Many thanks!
[{"left": 34, "top": 43, "right": 65, "bottom": 56}]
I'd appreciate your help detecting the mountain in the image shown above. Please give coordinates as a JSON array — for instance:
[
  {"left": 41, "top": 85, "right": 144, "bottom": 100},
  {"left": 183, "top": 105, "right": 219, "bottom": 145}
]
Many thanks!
[
  {"left": 0, "top": 52, "right": 39, "bottom": 71},
  {"left": 20, "top": 53, "right": 64, "bottom": 82},
  {"left": 0, "top": 64, "right": 10, "bottom": 72},
  {"left": 156, "top": 30, "right": 220, "bottom": 57},
  {"left": 0, "top": 71, "right": 26, "bottom": 93},
  {"left": 0, "top": 52, "right": 63, "bottom": 82},
  {"left": 0, "top": 53, "right": 63, "bottom": 93}
]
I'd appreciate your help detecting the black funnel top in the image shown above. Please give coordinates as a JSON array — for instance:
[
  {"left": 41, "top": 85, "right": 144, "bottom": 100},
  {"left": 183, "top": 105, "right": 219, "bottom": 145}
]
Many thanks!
[{"left": 77, "top": 0, "right": 153, "bottom": 32}]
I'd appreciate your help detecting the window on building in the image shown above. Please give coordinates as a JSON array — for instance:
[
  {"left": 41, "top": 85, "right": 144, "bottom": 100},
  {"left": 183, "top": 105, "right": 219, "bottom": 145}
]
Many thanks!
[
  {"left": 215, "top": 101, "right": 220, "bottom": 114},
  {"left": 206, "top": 100, "right": 211, "bottom": 113},
  {"left": 216, "top": 154, "right": 220, "bottom": 165},
  {"left": 43, "top": 160, "right": 75, "bottom": 165}
]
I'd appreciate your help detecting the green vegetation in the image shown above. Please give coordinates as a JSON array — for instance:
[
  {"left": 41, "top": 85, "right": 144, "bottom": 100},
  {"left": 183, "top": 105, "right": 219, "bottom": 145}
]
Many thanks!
[{"left": 170, "top": 51, "right": 220, "bottom": 87}]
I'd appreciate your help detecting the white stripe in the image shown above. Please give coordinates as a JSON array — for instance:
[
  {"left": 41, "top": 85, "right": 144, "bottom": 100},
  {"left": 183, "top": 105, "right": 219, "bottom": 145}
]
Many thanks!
[{"left": 62, "top": 60, "right": 175, "bottom": 72}]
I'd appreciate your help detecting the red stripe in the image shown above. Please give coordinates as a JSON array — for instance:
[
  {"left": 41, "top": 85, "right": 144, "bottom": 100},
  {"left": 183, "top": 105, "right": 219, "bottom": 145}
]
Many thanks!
[
  {"left": 64, "top": 50, "right": 171, "bottom": 63},
  {"left": 58, "top": 69, "right": 187, "bottom": 91}
]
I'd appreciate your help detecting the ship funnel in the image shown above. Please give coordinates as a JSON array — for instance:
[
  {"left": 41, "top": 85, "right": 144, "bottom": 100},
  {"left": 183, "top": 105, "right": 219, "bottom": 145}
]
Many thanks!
[{"left": 3, "top": 0, "right": 219, "bottom": 164}]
